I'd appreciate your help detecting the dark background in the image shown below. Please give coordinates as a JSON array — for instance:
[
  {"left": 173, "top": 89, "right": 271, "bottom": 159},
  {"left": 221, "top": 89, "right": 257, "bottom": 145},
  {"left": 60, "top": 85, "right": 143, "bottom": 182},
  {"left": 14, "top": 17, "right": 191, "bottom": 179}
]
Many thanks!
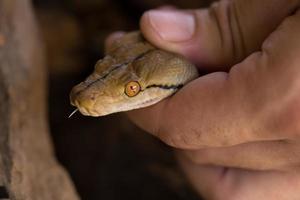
[{"left": 32, "top": 0, "right": 212, "bottom": 199}]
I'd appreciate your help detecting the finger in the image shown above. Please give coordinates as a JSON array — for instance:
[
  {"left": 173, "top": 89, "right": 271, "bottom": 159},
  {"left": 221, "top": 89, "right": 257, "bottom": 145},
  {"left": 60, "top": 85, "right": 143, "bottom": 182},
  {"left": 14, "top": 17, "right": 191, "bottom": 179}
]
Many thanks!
[
  {"left": 128, "top": 9, "right": 300, "bottom": 149},
  {"left": 140, "top": 0, "right": 299, "bottom": 68},
  {"left": 178, "top": 155, "right": 300, "bottom": 200},
  {"left": 180, "top": 140, "right": 300, "bottom": 171}
]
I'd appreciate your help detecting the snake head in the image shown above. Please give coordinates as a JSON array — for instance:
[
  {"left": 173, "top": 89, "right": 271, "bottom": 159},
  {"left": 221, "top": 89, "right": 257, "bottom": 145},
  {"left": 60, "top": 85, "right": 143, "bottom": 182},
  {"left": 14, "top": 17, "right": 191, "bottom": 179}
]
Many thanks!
[
  {"left": 69, "top": 57, "right": 143, "bottom": 116},
  {"left": 69, "top": 32, "right": 198, "bottom": 117}
]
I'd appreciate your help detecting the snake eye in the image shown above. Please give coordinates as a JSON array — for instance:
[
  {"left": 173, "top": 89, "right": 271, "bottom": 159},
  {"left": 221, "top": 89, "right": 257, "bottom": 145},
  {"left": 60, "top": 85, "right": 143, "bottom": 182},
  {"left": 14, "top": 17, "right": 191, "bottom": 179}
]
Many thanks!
[{"left": 125, "top": 81, "right": 141, "bottom": 97}]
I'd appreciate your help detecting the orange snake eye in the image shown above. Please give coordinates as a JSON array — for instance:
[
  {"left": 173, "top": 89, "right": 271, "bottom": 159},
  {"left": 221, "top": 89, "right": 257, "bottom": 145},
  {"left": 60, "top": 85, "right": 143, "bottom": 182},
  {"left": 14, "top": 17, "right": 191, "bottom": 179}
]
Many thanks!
[{"left": 125, "top": 81, "right": 141, "bottom": 97}]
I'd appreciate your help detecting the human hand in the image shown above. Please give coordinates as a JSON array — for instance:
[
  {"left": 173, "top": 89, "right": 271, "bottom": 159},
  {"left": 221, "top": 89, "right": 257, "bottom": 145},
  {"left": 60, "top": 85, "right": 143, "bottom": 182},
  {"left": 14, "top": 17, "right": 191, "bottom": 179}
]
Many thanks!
[{"left": 107, "top": 0, "right": 300, "bottom": 199}]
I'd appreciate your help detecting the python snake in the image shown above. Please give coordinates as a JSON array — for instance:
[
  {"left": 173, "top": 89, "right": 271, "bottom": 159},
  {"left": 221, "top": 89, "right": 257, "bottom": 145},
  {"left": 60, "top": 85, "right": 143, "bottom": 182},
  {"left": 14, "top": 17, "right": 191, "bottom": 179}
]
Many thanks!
[{"left": 69, "top": 31, "right": 198, "bottom": 117}]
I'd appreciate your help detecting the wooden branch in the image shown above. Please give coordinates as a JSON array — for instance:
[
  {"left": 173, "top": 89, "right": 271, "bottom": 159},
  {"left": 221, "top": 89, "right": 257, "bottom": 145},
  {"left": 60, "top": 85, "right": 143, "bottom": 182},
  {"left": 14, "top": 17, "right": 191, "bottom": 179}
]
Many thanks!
[{"left": 0, "top": 0, "right": 79, "bottom": 199}]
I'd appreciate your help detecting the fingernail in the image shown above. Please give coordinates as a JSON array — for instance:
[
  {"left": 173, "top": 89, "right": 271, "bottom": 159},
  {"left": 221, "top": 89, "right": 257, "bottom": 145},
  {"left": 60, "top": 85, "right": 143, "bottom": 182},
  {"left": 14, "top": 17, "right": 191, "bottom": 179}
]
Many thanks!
[{"left": 147, "top": 10, "right": 195, "bottom": 42}]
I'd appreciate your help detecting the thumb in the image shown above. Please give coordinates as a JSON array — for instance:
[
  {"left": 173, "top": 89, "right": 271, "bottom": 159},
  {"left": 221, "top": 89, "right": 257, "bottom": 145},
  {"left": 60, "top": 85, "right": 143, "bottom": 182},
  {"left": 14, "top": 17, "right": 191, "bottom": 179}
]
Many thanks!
[{"left": 140, "top": 0, "right": 299, "bottom": 69}]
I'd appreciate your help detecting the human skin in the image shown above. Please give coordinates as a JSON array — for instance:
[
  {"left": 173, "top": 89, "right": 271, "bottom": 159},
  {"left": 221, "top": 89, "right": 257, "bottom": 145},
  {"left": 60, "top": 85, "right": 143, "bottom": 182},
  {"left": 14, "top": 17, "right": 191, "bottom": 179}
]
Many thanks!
[{"left": 106, "top": 0, "right": 300, "bottom": 199}]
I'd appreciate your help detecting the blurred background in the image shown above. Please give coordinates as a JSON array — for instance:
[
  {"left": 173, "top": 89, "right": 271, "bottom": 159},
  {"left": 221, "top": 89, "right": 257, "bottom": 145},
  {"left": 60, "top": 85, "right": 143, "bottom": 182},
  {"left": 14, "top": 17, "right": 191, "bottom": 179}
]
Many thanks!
[{"left": 32, "top": 0, "right": 213, "bottom": 199}]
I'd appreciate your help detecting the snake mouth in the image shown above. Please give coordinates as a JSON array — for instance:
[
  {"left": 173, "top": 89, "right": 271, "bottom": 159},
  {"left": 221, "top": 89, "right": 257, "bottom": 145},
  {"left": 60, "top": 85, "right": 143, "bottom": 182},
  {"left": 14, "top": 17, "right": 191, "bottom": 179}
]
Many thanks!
[
  {"left": 76, "top": 105, "right": 101, "bottom": 117},
  {"left": 71, "top": 99, "right": 98, "bottom": 116},
  {"left": 75, "top": 95, "right": 163, "bottom": 117},
  {"left": 77, "top": 106, "right": 89, "bottom": 116}
]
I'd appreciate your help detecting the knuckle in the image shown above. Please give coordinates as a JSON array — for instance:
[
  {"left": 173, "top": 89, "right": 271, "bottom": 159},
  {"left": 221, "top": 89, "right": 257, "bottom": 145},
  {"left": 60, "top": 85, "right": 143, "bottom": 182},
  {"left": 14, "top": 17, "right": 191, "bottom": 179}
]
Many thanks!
[{"left": 209, "top": 0, "right": 247, "bottom": 64}]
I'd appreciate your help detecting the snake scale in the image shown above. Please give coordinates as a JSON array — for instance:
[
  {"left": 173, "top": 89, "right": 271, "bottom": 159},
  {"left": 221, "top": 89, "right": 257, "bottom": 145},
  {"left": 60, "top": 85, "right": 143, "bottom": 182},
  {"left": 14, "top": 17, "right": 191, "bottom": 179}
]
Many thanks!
[{"left": 69, "top": 31, "right": 198, "bottom": 117}]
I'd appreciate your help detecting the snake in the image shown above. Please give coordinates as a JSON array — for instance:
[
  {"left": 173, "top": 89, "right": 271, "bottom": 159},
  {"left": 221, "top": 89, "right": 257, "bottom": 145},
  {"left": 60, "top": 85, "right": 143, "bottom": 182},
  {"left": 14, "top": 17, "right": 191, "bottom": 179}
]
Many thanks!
[{"left": 69, "top": 31, "right": 198, "bottom": 117}]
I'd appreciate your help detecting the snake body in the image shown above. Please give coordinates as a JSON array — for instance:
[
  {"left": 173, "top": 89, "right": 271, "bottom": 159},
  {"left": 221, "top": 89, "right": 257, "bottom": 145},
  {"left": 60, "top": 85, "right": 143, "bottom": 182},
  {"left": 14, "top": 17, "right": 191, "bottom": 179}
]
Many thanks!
[{"left": 70, "top": 32, "right": 198, "bottom": 117}]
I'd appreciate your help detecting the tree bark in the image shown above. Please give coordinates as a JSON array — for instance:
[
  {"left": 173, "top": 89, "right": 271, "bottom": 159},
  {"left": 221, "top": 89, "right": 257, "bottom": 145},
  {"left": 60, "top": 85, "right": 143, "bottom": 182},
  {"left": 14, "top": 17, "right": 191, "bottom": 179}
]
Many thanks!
[{"left": 0, "top": 0, "right": 80, "bottom": 199}]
